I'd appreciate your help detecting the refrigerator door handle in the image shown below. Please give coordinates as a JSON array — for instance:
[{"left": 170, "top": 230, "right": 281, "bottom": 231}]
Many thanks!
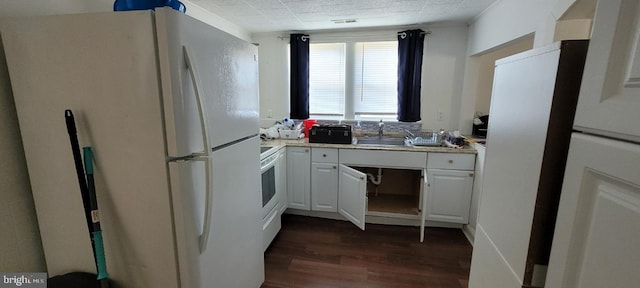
[
  {"left": 183, "top": 45, "right": 210, "bottom": 158},
  {"left": 191, "top": 156, "right": 212, "bottom": 254},
  {"left": 184, "top": 45, "right": 213, "bottom": 253}
]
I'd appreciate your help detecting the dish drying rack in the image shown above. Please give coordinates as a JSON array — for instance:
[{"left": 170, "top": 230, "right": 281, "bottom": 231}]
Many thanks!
[
  {"left": 404, "top": 130, "right": 443, "bottom": 147},
  {"left": 404, "top": 130, "right": 466, "bottom": 148}
]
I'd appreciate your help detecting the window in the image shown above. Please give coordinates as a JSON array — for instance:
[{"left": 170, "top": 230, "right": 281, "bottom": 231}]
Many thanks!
[
  {"left": 308, "top": 41, "right": 398, "bottom": 120},
  {"left": 309, "top": 43, "right": 345, "bottom": 116},
  {"left": 353, "top": 42, "right": 398, "bottom": 118}
]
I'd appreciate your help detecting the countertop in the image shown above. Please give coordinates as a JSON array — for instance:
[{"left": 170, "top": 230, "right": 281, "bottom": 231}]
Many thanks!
[{"left": 261, "top": 138, "right": 477, "bottom": 154}]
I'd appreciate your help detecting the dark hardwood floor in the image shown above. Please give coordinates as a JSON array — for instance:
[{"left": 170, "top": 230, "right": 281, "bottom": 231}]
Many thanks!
[{"left": 262, "top": 214, "right": 473, "bottom": 288}]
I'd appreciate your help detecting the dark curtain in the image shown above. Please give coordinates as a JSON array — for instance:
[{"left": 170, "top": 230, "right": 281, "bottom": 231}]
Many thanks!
[
  {"left": 397, "top": 29, "right": 426, "bottom": 122},
  {"left": 290, "top": 33, "right": 310, "bottom": 119}
]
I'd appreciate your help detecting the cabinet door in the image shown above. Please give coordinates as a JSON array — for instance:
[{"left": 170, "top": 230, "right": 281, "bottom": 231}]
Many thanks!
[
  {"left": 276, "top": 149, "right": 287, "bottom": 215},
  {"left": 338, "top": 164, "right": 367, "bottom": 230},
  {"left": 425, "top": 169, "right": 474, "bottom": 224},
  {"left": 572, "top": 0, "right": 640, "bottom": 142},
  {"left": 545, "top": 134, "right": 640, "bottom": 288},
  {"left": 420, "top": 169, "right": 428, "bottom": 242},
  {"left": 311, "top": 162, "right": 338, "bottom": 212},
  {"left": 286, "top": 147, "right": 310, "bottom": 210}
]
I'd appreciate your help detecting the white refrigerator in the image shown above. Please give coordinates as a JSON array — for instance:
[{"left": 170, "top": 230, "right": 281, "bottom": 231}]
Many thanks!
[
  {"left": 545, "top": 0, "right": 640, "bottom": 287},
  {"left": 1, "top": 8, "right": 264, "bottom": 288}
]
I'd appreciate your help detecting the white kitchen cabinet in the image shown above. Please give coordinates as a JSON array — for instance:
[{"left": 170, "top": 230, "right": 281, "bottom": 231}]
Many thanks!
[
  {"left": 425, "top": 153, "right": 475, "bottom": 224},
  {"left": 276, "top": 147, "right": 287, "bottom": 215},
  {"left": 425, "top": 169, "right": 474, "bottom": 224},
  {"left": 311, "top": 148, "right": 338, "bottom": 212},
  {"left": 338, "top": 164, "right": 367, "bottom": 230},
  {"left": 286, "top": 147, "right": 310, "bottom": 210},
  {"left": 284, "top": 146, "right": 476, "bottom": 240}
]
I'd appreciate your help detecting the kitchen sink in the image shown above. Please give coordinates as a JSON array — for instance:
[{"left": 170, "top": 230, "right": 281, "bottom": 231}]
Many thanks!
[{"left": 355, "top": 136, "right": 407, "bottom": 146}]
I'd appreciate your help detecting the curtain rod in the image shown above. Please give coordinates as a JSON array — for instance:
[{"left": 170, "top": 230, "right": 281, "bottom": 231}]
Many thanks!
[
  {"left": 397, "top": 30, "right": 432, "bottom": 39},
  {"left": 277, "top": 30, "right": 432, "bottom": 40}
]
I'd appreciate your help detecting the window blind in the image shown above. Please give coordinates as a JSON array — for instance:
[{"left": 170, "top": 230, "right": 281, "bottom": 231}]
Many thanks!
[
  {"left": 353, "top": 41, "right": 398, "bottom": 117},
  {"left": 309, "top": 43, "right": 346, "bottom": 116}
]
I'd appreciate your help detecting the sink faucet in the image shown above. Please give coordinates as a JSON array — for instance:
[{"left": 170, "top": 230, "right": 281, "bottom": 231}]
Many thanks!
[{"left": 378, "top": 119, "right": 384, "bottom": 137}]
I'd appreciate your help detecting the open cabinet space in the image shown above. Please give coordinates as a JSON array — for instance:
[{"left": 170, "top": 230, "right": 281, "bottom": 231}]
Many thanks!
[{"left": 361, "top": 168, "right": 422, "bottom": 216}]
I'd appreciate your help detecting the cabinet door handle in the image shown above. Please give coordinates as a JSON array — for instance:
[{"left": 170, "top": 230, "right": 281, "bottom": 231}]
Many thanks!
[
  {"left": 360, "top": 176, "right": 364, "bottom": 180},
  {"left": 305, "top": 149, "right": 309, "bottom": 153},
  {"left": 448, "top": 160, "right": 454, "bottom": 164},
  {"left": 469, "top": 173, "right": 474, "bottom": 177},
  {"left": 323, "top": 154, "right": 327, "bottom": 157},
  {"left": 333, "top": 166, "right": 337, "bottom": 169}
]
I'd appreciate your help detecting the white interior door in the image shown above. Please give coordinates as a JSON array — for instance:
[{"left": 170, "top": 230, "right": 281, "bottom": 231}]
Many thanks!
[
  {"left": 545, "top": 133, "right": 640, "bottom": 287},
  {"left": 572, "top": 0, "right": 640, "bottom": 142},
  {"left": 338, "top": 165, "right": 367, "bottom": 230}
]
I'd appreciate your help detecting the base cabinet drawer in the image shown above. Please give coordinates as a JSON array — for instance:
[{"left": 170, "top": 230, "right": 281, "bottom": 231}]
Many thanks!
[
  {"left": 312, "top": 148, "right": 339, "bottom": 163},
  {"left": 427, "top": 153, "right": 475, "bottom": 170}
]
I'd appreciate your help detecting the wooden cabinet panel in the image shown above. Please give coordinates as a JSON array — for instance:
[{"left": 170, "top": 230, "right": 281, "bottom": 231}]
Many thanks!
[
  {"left": 311, "top": 162, "right": 338, "bottom": 212},
  {"left": 287, "top": 147, "right": 310, "bottom": 210},
  {"left": 425, "top": 169, "right": 474, "bottom": 224},
  {"left": 338, "top": 164, "right": 367, "bottom": 230}
]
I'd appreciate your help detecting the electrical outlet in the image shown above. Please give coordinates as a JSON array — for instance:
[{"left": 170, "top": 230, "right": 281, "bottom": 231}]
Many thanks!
[
  {"left": 437, "top": 111, "right": 444, "bottom": 121},
  {"left": 267, "top": 109, "right": 273, "bottom": 118}
]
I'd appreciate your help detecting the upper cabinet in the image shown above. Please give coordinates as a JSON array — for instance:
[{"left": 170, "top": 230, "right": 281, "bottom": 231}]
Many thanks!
[{"left": 573, "top": 0, "right": 640, "bottom": 142}]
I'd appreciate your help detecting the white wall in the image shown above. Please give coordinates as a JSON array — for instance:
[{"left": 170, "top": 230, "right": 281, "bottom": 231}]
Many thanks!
[
  {"left": 254, "top": 24, "right": 469, "bottom": 131},
  {"left": 253, "top": 33, "right": 290, "bottom": 127},
  {"left": 0, "top": 0, "right": 115, "bottom": 273},
  {"left": 0, "top": 0, "right": 250, "bottom": 42},
  {"left": 181, "top": 0, "right": 251, "bottom": 41},
  {"left": 458, "top": 0, "right": 593, "bottom": 134},
  {"left": 0, "top": 35, "right": 46, "bottom": 273},
  {"left": 473, "top": 36, "right": 534, "bottom": 116},
  {"left": 467, "top": 0, "right": 556, "bottom": 56},
  {"left": 0, "top": 0, "right": 112, "bottom": 17}
]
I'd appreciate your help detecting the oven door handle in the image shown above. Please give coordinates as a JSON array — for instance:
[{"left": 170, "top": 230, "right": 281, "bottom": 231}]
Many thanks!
[{"left": 261, "top": 155, "right": 278, "bottom": 173}]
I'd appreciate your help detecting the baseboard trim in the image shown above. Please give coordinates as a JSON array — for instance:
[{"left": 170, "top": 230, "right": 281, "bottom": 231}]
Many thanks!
[{"left": 462, "top": 224, "right": 476, "bottom": 246}]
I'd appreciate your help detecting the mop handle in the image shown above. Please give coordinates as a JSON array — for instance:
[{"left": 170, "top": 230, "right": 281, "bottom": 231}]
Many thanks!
[{"left": 83, "top": 147, "right": 109, "bottom": 282}]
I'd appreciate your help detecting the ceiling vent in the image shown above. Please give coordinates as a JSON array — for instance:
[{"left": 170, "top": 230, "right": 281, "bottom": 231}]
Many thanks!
[{"left": 332, "top": 19, "right": 357, "bottom": 24}]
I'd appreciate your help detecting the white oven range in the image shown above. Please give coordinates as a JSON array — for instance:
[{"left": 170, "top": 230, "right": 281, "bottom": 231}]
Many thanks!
[{"left": 260, "top": 146, "right": 284, "bottom": 251}]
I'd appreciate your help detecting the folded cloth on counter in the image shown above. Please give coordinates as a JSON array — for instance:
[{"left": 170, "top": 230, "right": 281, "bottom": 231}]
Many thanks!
[
  {"left": 443, "top": 139, "right": 464, "bottom": 149},
  {"left": 260, "top": 127, "right": 280, "bottom": 139}
]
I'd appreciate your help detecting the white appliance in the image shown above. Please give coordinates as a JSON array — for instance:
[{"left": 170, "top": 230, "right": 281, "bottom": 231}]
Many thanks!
[
  {"left": 260, "top": 147, "right": 283, "bottom": 251},
  {"left": 545, "top": 0, "right": 640, "bottom": 287},
  {"left": 1, "top": 8, "right": 264, "bottom": 288}
]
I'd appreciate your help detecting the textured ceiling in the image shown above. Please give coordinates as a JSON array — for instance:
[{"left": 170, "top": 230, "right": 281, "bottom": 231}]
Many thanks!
[{"left": 190, "top": 0, "right": 498, "bottom": 33}]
